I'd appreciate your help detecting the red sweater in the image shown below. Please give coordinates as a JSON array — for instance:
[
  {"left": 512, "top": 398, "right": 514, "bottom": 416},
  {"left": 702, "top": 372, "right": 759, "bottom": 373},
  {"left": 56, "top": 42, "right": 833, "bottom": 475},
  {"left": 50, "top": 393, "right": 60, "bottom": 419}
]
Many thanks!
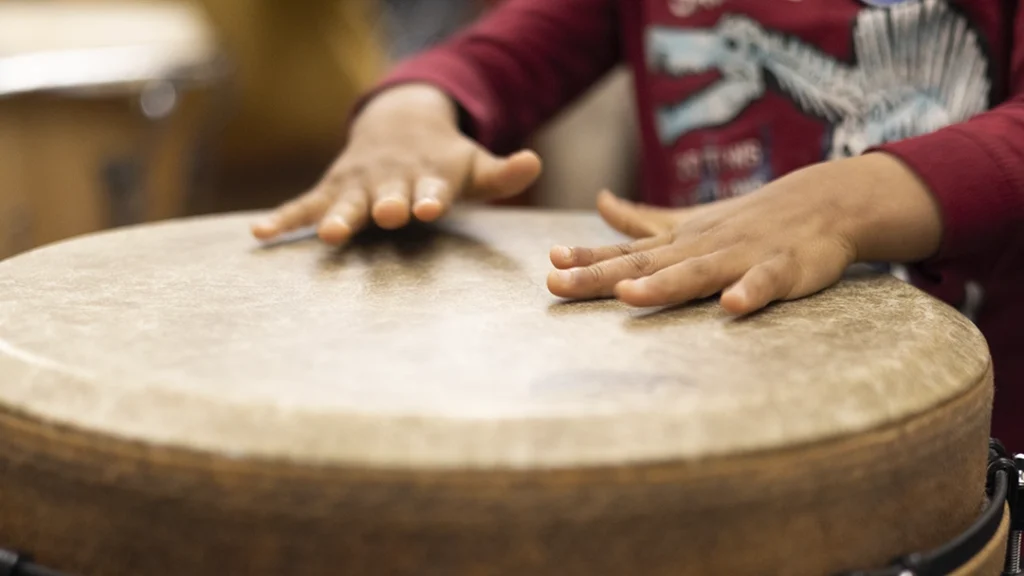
[{"left": 377, "top": 0, "right": 1024, "bottom": 450}]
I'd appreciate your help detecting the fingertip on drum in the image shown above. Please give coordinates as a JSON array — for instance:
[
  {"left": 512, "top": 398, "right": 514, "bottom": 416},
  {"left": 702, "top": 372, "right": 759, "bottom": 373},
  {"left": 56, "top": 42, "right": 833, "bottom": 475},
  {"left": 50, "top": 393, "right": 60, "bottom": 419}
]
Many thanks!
[
  {"left": 612, "top": 278, "right": 661, "bottom": 308},
  {"left": 545, "top": 268, "right": 573, "bottom": 297},
  {"left": 250, "top": 217, "right": 281, "bottom": 240},
  {"left": 509, "top": 149, "right": 543, "bottom": 175},
  {"left": 719, "top": 286, "right": 764, "bottom": 317},
  {"left": 412, "top": 198, "right": 445, "bottom": 222},
  {"left": 317, "top": 216, "right": 353, "bottom": 246},
  {"left": 549, "top": 245, "right": 576, "bottom": 268},
  {"left": 372, "top": 197, "right": 412, "bottom": 230}
]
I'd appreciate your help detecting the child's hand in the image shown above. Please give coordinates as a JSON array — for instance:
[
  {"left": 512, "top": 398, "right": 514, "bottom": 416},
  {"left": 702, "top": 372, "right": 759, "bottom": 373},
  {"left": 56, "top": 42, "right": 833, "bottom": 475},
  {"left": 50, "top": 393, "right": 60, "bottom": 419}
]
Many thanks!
[
  {"left": 547, "top": 154, "right": 943, "bottom": 315},
  {"left": 251, "top": 84, "right": 542, "bottom": 245}
]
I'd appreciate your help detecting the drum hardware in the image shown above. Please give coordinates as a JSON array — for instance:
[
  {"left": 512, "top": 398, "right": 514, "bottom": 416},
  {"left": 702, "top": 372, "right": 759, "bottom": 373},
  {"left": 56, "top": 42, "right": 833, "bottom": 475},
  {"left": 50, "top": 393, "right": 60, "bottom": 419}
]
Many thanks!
[
  {"left": 834, "top": 438, "right": 1020, "bottom": 576},
  {"left": 1006, "top": 452, "right": 1024, "bottom": 575},
  {"left": 0, "top": 549, "right": 65, "bottom": 576}
]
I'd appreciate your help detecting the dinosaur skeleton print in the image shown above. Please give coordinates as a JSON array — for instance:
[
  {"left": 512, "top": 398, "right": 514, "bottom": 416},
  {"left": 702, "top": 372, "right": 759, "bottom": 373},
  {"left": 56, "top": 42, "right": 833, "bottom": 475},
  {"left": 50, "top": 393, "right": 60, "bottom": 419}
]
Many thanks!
[{"left": 642, "top": 0, "right": 991, "bottom": 205}]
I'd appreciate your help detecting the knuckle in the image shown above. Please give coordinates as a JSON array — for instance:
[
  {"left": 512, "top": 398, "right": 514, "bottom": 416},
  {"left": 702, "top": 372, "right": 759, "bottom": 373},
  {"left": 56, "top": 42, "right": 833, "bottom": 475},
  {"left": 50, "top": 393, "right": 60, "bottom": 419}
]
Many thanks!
[
  {"left": 623, "top": 251, "right": 656, "bottom": 275},
  {"left": 583, "top": 264, "right": 606, "bottom": 285},
  {"left": 323, "top": 170, "right": 355, "bottom": 190},
  {"left": 756, "top": 266, "right": 783, "bottom": 290},
  {"left": 571, "top": 247, "right": 595, "bottom": 265},
  {"left": 759, "top": 260, "right": 792, "bottom": 293},
  {"left": 417, "top": 174, "right": 448, "bottom": 189},
  {"left": 374, "top": 178, "right": 406, "bottom": 193},
  {"left": 305, "top": 193, "right": 331, "bottom": 213},
  {"left": 408, "top": 155, "right": 436, "bottom": 174},
  {"left": 338, "top": 194, "right": 368, "bottom": 213},
  {"left": 729, "top": 230, "right": 752, "bottom": 245},
  {"left": 353, "top": 156, "right": 412, "bottom": 185},
  {"left": 777, "top": 246, "right": 800, "bottom": 262}
]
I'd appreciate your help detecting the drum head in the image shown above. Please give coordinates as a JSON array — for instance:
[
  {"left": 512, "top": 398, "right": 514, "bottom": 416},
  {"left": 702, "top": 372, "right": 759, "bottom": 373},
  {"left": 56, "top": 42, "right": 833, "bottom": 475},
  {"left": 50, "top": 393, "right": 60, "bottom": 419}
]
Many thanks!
[
  {"left": 0, "top": 209, "right": 991, "bottom": 468},
  {"left": 0, "top": 209, "right": 995, "bottom": 575}
]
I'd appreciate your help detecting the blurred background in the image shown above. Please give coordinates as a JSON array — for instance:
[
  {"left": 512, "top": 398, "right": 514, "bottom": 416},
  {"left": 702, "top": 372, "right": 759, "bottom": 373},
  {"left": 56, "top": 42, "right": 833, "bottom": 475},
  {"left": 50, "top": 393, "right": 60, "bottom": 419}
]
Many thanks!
[{"left": 0, "top": 0, "right": 638, "bottom": 260}]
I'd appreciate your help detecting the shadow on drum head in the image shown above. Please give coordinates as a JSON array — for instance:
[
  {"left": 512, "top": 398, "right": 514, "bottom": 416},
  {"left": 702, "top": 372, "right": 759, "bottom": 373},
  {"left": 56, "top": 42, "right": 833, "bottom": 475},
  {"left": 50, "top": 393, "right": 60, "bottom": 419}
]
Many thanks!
[
  {"left": 252, "top": 219, "right": 520, "bottom": 275},
  {"left": 620, "top": 269, "right": 895, "bottom": 330},
  {"left": 545, "top": 298, "right": 622, "bottom": 315},
  {"left": 545, "top": 295, "right": 730, "bottom": 326},
  {"left": 319, "top": 220, "right": 520, "bottom": 271},
  {"left": 251, "top": 226, "right": 320, "bottom": 249}
]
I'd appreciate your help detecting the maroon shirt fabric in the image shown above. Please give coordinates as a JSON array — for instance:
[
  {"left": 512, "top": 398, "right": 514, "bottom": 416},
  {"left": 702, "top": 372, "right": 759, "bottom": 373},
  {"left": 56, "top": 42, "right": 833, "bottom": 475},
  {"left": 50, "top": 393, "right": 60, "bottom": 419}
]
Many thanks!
[{"left": 376, "top": 0, "right": 1024, "bottom": 450}]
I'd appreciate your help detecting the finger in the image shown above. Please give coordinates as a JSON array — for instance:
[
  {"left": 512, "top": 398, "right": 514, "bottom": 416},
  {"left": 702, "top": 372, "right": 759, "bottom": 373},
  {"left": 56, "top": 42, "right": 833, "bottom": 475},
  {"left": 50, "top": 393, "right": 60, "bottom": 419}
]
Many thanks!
[
  {"left": 317, "top": 187, "right": 370, "bottom": 246},
  {"left": 370, "top": 179, "right": 412, "bottom": 229},
  {"left": 614, "top": 251, "right": 749, "bottom": 308},
  {"left": 596, "top": 190, "right": 676, "bottom": 239},
  {"left": 720, "top": 256, "right": 800, "bottom": 315},
  {"left": 549, "top": 234, "right": 671, "bottom": 269},
  {"left": 412, "top": 176, "right": 454, "bottom": 222},
  {"left": 466, "top": 149, "right": 542, "bottom": 200},
  {"left": 547, "top": 243, "right": 681, "bottom": 300},
  {"left": 251, "top": 191, "right": 331, "bottom": 240}
]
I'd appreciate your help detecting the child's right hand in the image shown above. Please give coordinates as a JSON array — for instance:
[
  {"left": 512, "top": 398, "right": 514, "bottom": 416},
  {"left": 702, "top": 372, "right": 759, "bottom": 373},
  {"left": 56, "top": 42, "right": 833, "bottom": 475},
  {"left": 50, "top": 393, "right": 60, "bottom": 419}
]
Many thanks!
[{"left": 251, "top": 84, "right": 543, "bottom": 245}]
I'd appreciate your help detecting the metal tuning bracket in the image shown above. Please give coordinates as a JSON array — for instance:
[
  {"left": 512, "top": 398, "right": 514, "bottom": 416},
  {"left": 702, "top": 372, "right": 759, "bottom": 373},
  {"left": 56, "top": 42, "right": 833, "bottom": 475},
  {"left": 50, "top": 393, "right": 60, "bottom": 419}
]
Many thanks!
[{"left": 836, "top": 438, "right": 1020, "bottom": 576}]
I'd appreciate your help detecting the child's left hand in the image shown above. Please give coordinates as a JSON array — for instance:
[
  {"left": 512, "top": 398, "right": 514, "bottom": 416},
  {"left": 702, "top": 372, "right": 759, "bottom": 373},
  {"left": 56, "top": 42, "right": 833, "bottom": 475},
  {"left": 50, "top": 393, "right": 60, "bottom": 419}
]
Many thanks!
[{"left": 546, "top": 153, "right": 944, "bottom": 315}]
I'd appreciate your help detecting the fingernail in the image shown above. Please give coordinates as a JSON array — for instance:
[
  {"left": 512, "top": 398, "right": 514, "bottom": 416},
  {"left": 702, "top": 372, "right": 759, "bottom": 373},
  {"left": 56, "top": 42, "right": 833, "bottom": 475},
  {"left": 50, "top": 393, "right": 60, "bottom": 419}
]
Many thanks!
[
  {"left": 414, "top": 198, "right": 441, "bottom": 210},
  {"left": 554, "top": 246, "right": 573, "bottom": 261},
  {"left": 378, "top": 196, "right": 406, "bottom": 207},
  {"left": 327, "top": 214, "right": 350, "bottom": 231},
  {"left": 554, "top": 270, "right": 574, "bottom": 283}
]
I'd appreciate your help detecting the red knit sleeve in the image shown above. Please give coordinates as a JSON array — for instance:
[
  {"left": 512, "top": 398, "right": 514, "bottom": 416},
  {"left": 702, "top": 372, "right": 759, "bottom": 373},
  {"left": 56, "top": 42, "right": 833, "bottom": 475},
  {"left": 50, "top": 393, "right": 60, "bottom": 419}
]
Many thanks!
[
  {"left": 875, "top": 8, "right": 1024, "bottom": 271},
  {"left": 364, "top": 0, "right": 622, "bottom": 153}
]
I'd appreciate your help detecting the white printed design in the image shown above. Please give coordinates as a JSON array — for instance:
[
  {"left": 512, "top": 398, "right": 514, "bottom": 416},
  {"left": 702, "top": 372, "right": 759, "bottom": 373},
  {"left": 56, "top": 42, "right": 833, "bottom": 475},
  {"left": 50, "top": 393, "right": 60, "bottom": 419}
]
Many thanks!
[
  {"left": 668, "top": 0, "right": 726, "bottom": 17},
  {"left": 646, "top": 0, "right": 991, "bottom": 158},
  {"left": 676, "top": 134, "right": 772, "bottom": 203}
]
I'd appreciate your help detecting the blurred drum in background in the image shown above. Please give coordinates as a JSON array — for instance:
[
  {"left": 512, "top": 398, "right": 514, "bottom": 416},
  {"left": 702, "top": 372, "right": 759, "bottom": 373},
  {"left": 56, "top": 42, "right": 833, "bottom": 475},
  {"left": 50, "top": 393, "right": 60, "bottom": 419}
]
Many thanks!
[{"left": 0, "top": 1, "right": 223, "bottom": 260}]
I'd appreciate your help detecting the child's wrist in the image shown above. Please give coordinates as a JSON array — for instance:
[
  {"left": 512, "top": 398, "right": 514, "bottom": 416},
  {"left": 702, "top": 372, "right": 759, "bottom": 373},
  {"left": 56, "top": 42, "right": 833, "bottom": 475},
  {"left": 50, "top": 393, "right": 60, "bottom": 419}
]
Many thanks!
[{"left": 840, "top": 153, "right": 944, "bottom": 264}]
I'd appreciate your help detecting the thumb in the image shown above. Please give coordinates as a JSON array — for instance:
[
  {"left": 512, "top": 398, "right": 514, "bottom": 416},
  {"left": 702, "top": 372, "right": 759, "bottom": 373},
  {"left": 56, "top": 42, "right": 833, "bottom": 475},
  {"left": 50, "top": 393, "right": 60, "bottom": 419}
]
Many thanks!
[
  {"left": 596, "top": 190, "right": 676, "bottom": 238},
  {"left": 465, "top": 148, "right": 543, "bottom": 200}
]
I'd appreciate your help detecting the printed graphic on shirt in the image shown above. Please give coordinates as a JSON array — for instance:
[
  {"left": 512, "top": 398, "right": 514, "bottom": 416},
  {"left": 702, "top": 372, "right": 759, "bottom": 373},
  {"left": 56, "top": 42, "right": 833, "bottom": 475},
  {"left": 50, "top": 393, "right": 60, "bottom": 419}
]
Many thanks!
[
  {"left": 677, "top": 130, "right": 773, "bottom": 205},
  {"left": 858, "top": 0, "right": 915, "bottom": 6},
  {"left": 645, "top": 0, "right": 990, "bottom": 202}
]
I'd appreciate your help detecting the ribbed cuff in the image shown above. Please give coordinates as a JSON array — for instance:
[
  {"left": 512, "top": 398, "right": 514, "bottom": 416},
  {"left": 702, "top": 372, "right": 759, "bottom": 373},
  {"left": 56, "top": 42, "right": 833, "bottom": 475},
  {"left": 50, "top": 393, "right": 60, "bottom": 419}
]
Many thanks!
[
  {"left": 873, "top": 125, "right": 1022, "bottom": 264},
  {"left": 347, "top": 50, "right": 502, "bottom": 150}
]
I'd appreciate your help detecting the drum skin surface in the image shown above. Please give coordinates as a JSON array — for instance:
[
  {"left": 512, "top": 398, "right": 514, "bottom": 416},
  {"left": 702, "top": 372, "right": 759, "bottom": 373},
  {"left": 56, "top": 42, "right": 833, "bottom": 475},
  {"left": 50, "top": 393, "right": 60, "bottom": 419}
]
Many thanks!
[{"left": 0, "top": 209, "right": 995, "bottom": 575}]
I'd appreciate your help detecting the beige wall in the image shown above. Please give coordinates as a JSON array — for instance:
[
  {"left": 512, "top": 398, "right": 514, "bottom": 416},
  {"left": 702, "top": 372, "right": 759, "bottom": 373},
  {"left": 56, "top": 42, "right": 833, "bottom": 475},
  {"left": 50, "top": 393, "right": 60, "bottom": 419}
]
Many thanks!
[{"left": 530, "top": 69, "right": 640, "bottom": 209}]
